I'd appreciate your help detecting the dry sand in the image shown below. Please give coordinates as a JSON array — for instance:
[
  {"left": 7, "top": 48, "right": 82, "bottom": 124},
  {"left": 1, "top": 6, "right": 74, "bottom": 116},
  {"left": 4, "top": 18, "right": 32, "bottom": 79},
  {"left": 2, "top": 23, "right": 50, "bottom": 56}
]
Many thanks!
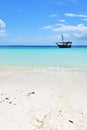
[{"left": 0, "top": 68, "right": 87, "bottom": 130}]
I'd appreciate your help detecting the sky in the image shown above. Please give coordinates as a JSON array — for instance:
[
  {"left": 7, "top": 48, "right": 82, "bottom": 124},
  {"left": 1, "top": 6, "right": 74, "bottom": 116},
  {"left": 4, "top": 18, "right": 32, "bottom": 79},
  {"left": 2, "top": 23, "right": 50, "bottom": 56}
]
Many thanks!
[{"left": 0, "top": 0, "right": 87, "bottom": 45}]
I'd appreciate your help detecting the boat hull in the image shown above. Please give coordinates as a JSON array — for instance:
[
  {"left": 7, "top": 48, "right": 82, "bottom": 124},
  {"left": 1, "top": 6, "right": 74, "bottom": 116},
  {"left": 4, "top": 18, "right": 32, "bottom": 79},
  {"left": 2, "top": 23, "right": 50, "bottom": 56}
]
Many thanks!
[
  {"left": 58, "top": 44, "right": 71, "bottom": 48},
  {"left": 56, "top": 41, "right": 72, "bottom": 48}
]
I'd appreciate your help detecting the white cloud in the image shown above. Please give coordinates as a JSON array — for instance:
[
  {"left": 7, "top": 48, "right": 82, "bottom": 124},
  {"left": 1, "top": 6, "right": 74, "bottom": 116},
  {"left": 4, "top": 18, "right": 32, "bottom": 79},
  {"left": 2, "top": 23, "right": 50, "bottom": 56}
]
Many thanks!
[
  {"left": 65, "top": 13, "right": 75, "bottom": 17},
  {"left": 0, "top": 19, "right": 6, "bottom": 36},
  {"left": 41, "top": 23, "right": 87, "bottom": 40},
  {"left": 58, "top": 19, "right": 66, "bottom": 23},
  {"left": 0, "top": 19, "right": 5, "bottom": 28},
  {"left": 0, "top": 29, "right": 5, "bottom": 33},
  {"left": 53, "top": 24, "right": 75, "bottom": 31},
  {"left": 53, "top": 23, "right": 87, "bottom": 40},
  {"left": 53, "top": 23, "right": 87, "bottom": 32},
  {"left": 41, "top": 23, "right": 87, "bottom": 32},
  {"left": 0, "top": 30, "right": 7, "bottom": 36},
  {"left": 49, "top": 14, "right": 58, "bottom": 18},
  {"left": 65, "top": 13, "right": 87, "bottom": 18},
  {"left": 41, "top": 25, "right": 53, "bottom": 30}
]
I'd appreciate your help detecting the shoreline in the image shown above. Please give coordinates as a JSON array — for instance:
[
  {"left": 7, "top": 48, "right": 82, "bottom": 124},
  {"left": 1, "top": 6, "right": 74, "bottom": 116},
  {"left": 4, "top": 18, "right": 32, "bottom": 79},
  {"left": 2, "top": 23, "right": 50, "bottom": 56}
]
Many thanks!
[
  {"left": 0, "top": 66, "right": 87, "bottom": 72},
  {"left": 0, "top": 68, "right": 87, "bottom": 129}
]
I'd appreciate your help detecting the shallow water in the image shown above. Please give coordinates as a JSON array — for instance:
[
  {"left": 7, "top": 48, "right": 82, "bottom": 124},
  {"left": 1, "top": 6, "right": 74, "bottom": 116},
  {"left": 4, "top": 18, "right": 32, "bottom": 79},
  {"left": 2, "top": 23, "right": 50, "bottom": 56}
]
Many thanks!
[{"left": 0, "top": 46, "right": 87, "bottom": 70}]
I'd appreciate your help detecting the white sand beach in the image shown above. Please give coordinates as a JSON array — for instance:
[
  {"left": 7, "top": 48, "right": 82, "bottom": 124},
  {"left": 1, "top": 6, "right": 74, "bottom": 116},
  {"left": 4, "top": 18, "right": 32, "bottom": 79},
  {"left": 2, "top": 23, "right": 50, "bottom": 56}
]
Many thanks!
[{"left": 0, "top": 68, "right": 87, "bottom": 130}]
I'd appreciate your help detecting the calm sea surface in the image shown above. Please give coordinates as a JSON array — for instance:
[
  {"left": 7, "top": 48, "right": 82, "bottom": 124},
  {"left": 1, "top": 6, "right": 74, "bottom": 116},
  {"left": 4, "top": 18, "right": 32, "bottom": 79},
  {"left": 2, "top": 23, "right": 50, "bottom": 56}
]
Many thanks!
[{"left": 0, "top": 46, "right": 87, "bottom": 70}]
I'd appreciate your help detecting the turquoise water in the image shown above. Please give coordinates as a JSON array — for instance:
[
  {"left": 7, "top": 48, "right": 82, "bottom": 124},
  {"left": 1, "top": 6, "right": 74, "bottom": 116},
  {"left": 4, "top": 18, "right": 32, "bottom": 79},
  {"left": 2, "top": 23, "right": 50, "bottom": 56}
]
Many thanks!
[{"left": 0, "top": 46, "right": 87, "bottom": 70}]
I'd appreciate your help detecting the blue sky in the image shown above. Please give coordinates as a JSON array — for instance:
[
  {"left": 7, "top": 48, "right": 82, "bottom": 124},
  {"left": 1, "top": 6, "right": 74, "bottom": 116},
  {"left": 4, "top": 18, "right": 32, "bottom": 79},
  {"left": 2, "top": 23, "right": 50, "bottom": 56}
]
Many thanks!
[{"left": 0, "top": 0, "right": 87, "bottom": 45}]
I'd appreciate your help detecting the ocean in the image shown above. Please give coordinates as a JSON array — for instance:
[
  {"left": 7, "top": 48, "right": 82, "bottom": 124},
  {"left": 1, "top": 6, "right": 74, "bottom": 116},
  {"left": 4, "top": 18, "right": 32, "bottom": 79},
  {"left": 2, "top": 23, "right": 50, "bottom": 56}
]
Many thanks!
[{"left": 0, "top": 46, "right": 87, "bottom": 70}]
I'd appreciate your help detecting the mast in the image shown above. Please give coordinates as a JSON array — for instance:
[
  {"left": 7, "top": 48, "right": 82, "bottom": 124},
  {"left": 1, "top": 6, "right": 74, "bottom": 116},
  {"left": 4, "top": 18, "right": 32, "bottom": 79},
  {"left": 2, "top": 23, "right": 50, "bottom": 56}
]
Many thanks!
[{"left": 61, "top": 35, "right": 64, "bottom": 45}]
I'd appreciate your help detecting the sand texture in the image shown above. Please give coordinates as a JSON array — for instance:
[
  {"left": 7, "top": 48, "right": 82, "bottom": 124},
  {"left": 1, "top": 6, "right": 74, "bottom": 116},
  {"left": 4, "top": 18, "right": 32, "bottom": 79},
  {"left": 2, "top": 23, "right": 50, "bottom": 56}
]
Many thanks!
[{"left": 0, "top": 69, "right": 87, "bottom": 130}]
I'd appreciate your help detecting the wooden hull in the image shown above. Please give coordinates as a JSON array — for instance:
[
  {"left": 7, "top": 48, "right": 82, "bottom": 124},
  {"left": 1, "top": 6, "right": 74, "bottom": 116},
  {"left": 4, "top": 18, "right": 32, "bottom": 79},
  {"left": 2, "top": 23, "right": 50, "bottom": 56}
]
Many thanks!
[
  {"left": 56, "top": 42, "right": 72, "bottom": 48},
  {"left": 58, "top": 44, "right": 71, "bottom": 48}
]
